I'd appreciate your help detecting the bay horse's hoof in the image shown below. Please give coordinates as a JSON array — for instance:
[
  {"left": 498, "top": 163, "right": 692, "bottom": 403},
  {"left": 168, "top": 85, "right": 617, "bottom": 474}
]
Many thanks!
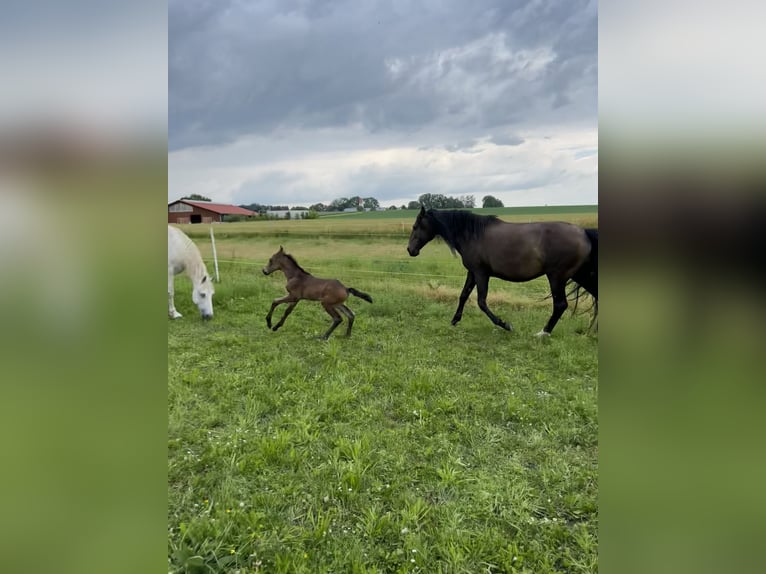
[
  {"left": 500, "top": 322, "right": 513, "bottom": 331},
  {"left": 535, "top": 330, "right": 551, "bottom": 338}
]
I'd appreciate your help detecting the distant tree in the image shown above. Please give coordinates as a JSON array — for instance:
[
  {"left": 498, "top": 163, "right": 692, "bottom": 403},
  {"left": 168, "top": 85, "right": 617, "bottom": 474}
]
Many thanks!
[
  {"left": 292, "top": 206, "right": 308, "bottom": 210},
  {"left": 330, "top": 197, "right": 349, "bottom": 211},
  {"left": 183, "top": 194, "right": 211, "bottom": 201},
  {"left": 482, "top": 195, "right": 504, "bottom": 208},
  {"left": 310, "top": 203, "right": 327, "bottom": 212},
  {"left": 363, "top": 197, "right": 380, "bottom": 210},
  {"left": 418, "top": 193, "right": 477, "bottom": 209},
  {"left": 387, "top": 205, "right": 398, "bottom": 210},
  {"left": 306, "top": 210, "right": 320, "bottom": 219},
  {"left": 284, "top": 211, "right": 291, "bottom": 220},
  {"left": 401, "top": 205, "right": 407, "bottom": 210},
  {"left": 407, "top": 201, "right": 420, "bottom": 210}
]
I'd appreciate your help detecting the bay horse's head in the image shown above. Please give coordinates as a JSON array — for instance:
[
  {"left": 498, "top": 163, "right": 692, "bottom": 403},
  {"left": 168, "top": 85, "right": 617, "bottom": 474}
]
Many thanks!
[
  {"left": 192, "top": 274, "right": 214, "bottom": 320},
  {"left": 262, "top": 246, "right": 286, "bottom": 275},
  {"left": 407, "top": 206, "right": 437, "bottom": 256}
]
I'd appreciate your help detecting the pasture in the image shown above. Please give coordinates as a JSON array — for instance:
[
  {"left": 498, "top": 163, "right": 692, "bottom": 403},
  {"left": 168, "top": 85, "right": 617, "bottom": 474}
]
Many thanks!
[{"left": 168, "top": 210, "right": 598, "bottom": 573}]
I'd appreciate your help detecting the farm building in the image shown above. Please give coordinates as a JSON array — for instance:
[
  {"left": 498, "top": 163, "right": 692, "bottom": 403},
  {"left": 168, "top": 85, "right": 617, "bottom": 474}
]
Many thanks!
[
  {"left": 266, "top": 209, "right": 310, "bottom": 219},
  {"left": 168, "top": 199, "right": 257, "bottom": 224}
]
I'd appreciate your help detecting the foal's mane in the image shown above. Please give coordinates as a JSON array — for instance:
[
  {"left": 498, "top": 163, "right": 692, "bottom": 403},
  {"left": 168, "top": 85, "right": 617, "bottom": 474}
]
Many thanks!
[
  {"left": 425, "top": 209, "right": 501, "bottom": 253},
  {"left": 283, "top": 252, "right": 309, "bottom": 274}
]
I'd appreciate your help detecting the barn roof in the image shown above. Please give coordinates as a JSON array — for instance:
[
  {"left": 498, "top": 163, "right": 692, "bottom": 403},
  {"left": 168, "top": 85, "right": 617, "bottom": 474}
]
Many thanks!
[{"left": 170, "top": 200, "right": 258, "bottom": 216}]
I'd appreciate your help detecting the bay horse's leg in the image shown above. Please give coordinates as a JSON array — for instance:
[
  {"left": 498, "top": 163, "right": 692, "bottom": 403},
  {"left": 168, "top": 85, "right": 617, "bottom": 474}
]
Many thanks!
[
  {"left": 272, "top": 301, "right": 299, "bottom": 331},
  {"left": 338, "top": 304, "right": 355, "bottom": 336},
  {"left": 266, "top": 295, "right": 294, "bottom": 328},
  {"left": 539, "top": 275, "right": 569, "bottom": 336},
  {"left": 451, "top": 271, "right": 476, "bottom": 326},
  {"left": 168, "top": 269, "right": 182, "bottom": 319},
  {"left": 475, "top": 273, "right": 512, "bottom": 331},
  {"left": 320, "top": 303, "right": 343, "bottom": 340}
]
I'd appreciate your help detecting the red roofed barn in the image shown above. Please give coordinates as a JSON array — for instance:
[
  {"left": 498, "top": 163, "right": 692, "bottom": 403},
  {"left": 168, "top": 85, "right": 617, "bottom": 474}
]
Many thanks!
[{"left": 168, "top": 199, "right": 257, "bottom": 224}]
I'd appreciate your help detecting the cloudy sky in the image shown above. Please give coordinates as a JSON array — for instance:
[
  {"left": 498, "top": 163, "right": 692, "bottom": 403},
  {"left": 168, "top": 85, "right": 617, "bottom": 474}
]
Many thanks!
[{"left": 169, "top": 0, "right": 597, "bottom": 208}]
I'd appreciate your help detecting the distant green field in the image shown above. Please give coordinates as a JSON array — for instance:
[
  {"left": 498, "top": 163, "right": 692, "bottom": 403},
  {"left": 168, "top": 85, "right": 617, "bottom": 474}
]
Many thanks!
[
  {"left": 177, "top": 206, "right": 598, "bottom": 242},
  {"left": 322, "top": 205, "right": 598, "bottom": 220}
]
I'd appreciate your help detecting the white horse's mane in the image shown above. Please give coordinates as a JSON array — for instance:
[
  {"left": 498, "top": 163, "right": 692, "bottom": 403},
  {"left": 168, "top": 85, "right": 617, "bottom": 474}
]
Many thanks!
[{"left": 171, "top": 227, "right": 209, "bottom": 282}]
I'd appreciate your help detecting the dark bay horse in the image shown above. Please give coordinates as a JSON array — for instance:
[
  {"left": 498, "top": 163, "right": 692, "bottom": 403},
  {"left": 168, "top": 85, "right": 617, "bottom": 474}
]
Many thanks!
[
  {"left": 262, "top": 247, "right": 373, "bottom": 339},
  {"left": 407, "top": 207, "right": 598, "bottom": 336}
]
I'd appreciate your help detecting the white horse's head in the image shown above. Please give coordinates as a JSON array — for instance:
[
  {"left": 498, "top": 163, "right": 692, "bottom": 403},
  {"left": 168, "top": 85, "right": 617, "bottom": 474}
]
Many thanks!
[{"left": 192, "top": 275, "right": 215, "bottom": 320}]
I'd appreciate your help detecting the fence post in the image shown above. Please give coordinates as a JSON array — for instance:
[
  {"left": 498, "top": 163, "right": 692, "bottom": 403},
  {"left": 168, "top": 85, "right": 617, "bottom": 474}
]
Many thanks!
[{"left": 210, "top": 226, "right": 220, "bottom": 282}]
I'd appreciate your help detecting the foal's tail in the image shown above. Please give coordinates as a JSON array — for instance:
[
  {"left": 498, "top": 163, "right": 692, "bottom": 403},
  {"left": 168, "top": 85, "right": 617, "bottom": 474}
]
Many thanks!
[
  {"left": 572, "top": 228, "right": 598, "bottom": 299},
  {"left": 348, "top": 288, "right": 373, "bottom": 303}
]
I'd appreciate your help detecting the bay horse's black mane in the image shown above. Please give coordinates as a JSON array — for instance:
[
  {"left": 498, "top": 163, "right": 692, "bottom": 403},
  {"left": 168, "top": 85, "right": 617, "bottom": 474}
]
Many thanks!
[{"left": 425, "top": 209, "right": 502, "bottom": 253}]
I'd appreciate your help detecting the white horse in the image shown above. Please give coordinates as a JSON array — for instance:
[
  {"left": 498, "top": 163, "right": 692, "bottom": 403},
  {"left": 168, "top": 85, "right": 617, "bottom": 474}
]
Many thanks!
[{"left": 168, "top": 226, "right": 214, "bottom": 320}]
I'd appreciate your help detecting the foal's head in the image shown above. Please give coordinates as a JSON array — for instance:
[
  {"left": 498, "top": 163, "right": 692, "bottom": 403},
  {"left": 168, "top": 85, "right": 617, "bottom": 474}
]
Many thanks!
[
  {"left": 407, "top": 206, "right": 437, "bottom": 256},
  {"left": 192, "top": 274, "right": 214, "bottom": 320},
  {"left": 262, "top": 246, "right": 288, "bottom": 275}
]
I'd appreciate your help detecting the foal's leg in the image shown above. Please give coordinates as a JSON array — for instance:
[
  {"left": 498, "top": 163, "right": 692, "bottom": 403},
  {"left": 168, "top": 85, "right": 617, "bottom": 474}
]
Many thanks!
[
  {"left": 320, "top": 303, "right": 343, "bottom": 340},
  {"left": 538, "top": 275, "right": 568, "bottom": 336},
  {"left": 338, "top": 304, "right": 355, "bottom": 336},
  {"left": 475, "top": 273, "right": 512, "bottom": 331},
  {"left": 266, "top": 294, "right": 295, "bottom": 328},
  {"left": 168, "top": 269, "right": 182, "bottom": 319},
  {"left": 451, "top": 271, "right": 476, "bottom": 326},
  {"left": 272, "top": 301, "right": 299, "bottom": 331}
]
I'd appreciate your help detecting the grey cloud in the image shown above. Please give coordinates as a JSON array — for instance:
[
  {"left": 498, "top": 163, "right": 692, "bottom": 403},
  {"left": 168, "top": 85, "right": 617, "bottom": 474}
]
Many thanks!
[
  {"left": 170, "top": 0, "right": 596, "bottom": 151},
  {"left": 230, "top": 171, "right": 307, "bottom": 206},
  {"left": 488, "top": 134, "right": 525, "bottom": 146},
  {"left": 444, "top": 139, "right": 481, "bottom": 153}
]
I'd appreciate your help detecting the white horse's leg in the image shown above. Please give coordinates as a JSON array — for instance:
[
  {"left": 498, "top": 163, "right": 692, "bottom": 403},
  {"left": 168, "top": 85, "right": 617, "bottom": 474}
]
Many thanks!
[{"left": 168, "top": 269, "right": 182, "bottom": 319}]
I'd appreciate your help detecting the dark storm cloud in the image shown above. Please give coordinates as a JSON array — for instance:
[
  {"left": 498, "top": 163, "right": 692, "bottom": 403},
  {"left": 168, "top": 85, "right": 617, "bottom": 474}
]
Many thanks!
[{"left": 170, "top": 0, "right": 597, "bottom": 151}]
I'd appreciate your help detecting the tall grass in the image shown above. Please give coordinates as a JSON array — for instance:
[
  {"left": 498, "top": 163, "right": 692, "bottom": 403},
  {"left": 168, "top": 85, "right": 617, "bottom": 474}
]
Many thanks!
[{"left": 168, "top": 222, "right": 598, "bottom": 573}]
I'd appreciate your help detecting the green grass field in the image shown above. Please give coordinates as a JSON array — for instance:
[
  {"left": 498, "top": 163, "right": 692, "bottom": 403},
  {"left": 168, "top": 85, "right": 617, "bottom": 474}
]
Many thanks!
[
  {"left": 320, "top": 205, "right": 597, "bottom": 220},
  {"left": 168, "top": 211, "right": 598, "bottom": 573},
  {"left": 179, "top": 207, "right": 598, "bottom": 242}
]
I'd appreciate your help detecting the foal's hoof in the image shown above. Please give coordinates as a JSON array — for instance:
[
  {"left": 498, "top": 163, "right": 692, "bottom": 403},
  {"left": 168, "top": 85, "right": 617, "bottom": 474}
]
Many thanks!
[
  {"left": 272, "top": 325, "right": 280, "bottom": 332},
  {"left": 535, "top": 330, "right": 551, "bottom": 338},
  {"left": 450, "top": 317, "right": 461, "bottom": 326}
]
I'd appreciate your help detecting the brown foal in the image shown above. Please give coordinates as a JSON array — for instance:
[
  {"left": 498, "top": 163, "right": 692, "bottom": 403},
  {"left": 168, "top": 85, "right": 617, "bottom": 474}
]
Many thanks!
[{"left": 262, "top": 247, "right": 373, "bottom": 339}]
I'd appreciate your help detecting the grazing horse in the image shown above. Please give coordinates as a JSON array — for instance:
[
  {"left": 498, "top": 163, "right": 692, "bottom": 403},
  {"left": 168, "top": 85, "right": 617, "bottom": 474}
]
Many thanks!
[
  {"left": 168, "top": 225, "right": 214, "bottom": 320},
  {"left": 407, "top": 207, "right": 598, "bottom": 336},
  {"left": 262, "top": 247, "right": 373, "bottom": 339}
]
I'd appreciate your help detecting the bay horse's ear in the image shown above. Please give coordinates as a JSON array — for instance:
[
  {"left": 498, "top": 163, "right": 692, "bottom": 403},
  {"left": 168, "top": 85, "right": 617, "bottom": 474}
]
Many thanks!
[
  {"left": 279, "top": 245, "right": 284, "bottom": 252},
  {"left": 419, "top": 205, "right": 426, "bottom": 216}
]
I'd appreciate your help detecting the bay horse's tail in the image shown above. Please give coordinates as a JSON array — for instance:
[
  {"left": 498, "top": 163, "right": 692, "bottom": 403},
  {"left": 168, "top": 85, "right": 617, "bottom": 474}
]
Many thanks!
[
  {"left": 568, "top": 228, "right": 598, "bottom": 331},
  {"left": 348, "top": 288, "right": 373, "bottom": 303},
  {"left": 572, "top": 228, "right": 598, "bottom": 299}
]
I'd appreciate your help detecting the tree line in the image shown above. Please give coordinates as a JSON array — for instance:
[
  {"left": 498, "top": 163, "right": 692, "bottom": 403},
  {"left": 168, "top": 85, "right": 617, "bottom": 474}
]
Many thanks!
[
  {"left": 303, "top": 194, "right": 504, "bottom": 212},
  {"left": 185, "top": 191, "right": 504, "bottom": 211}
]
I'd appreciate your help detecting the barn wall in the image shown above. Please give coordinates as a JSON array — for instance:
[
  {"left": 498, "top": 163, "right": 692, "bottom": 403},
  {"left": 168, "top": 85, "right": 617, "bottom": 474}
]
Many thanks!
[{"left": 167, "top": 204, "right": 222, "bottom": 224}]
